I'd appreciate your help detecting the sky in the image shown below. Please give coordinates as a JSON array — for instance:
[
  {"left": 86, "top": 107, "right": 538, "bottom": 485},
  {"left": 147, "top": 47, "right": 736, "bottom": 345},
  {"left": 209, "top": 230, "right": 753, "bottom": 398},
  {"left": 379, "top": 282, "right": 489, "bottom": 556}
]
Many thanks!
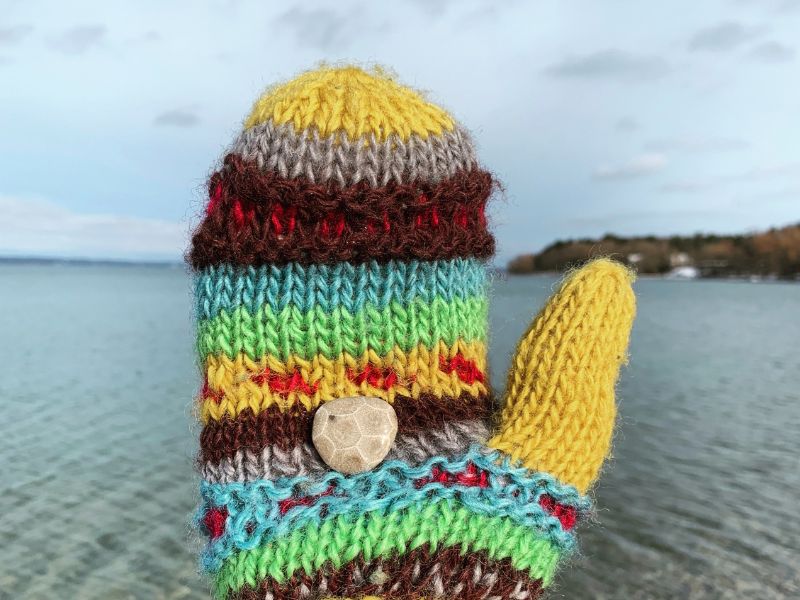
[{"left": 1, "top": 0, "right": 799, "bottom": 263}]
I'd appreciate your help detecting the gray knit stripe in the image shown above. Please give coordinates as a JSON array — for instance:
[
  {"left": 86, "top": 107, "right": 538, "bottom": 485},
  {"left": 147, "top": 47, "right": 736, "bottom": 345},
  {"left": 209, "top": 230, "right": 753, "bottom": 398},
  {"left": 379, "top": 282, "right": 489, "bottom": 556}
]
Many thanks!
[
  {"left": 229, "top": 120, "right": 478, "bottom": 187},
  {"left": 200, "top": 419, "right": 489, "bottom": 484},
  {"left": 388, "top": 420, "right": 490, "bottom": 464}
]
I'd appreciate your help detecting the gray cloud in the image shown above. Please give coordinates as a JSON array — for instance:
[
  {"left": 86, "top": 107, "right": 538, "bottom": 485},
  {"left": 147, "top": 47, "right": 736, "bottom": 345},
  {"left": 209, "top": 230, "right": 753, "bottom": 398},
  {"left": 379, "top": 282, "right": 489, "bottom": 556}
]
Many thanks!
[
  {"left": 565, "top": 207, "right": 723, "bottom": 227},
  {"left": 408, "top": 0, "right": 454, "bottom": 17},
  {"left": 413, "top": 0, "right": 516, "bottom": 23},
  {"left": 688, "top": 21, "right": 763, "bottom": 52},
  {"left": 615, "top": 117, "right": 640, "bottom": 133},
  {"left": 154, "top": 109, "right": 200, "bottom": 127},
  {"left": 124, "top": 30, "right": 161, "bottom": 47},
  {"left": 730, "top": 0, "right": 800, "bottom": 12},
  {"left": 660, "top": 161, "right": 800, "bottom": 194},
  {"left": 727, "top": 161, "right": 800, "bottom": 182},
  {"left": 545, "top": 50, "right": 670, "bottom": 82},
  {"left": 275, "top": 6, "right": 375, "bottom": 51},
  {"left": 740, "top": 184, "right": 800, "bottom": 202},
  {"left": 594, "top": 154, "right": 667, "bottom": 180},
  {"left": 130, "top": 30, "right": 161, "bottom": 45},
  {"left": 646, "top": 137, "right": 750, "bottom": 153},
  {"left": 48, "top": 25, "right": 106, "bottom": 55},
  {"left": 660, "top": 180, "right": 716, "bottom": 193},
  {"left": 0, "top": 25, "right": 33, "bottom": 46},
  {"left": 749, "top": 41, "right": 795, "bottom": 62}
]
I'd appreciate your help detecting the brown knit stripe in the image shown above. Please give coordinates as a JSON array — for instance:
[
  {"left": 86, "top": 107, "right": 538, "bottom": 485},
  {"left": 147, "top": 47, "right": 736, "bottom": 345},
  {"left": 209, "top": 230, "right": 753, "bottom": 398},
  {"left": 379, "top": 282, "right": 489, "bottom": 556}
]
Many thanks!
[
  {"left": 189, "top": 154, "right": 495, "bottom": 268},
  {"left": 199, "top": 391, "right": 494, "bottom": 463},
  {"left": 228, "top": 545, "right": 543, "bottom": 600}
]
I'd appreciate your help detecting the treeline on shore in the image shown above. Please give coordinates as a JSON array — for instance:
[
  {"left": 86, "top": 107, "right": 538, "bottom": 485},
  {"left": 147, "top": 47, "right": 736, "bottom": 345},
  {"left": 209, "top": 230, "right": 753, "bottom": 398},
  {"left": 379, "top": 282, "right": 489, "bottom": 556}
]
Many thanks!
[{"left": 507, "top": 223, "right": 800, "bottom": 279}]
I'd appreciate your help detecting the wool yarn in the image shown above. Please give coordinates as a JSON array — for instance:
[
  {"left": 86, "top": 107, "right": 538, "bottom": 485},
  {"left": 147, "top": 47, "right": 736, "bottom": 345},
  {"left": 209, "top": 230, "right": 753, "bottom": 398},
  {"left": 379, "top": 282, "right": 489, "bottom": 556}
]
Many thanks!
[{"left": 189, "top": 65, "right": 636, "bottom": 600}]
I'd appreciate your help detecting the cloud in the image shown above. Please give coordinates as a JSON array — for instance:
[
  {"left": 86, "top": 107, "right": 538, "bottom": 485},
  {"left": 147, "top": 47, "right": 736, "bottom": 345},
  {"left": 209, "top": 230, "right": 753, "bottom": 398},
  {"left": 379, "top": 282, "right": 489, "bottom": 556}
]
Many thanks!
[
  {"left": 154, "top": 108, "right": 200, "bottom": 127},
  {"left": 660, "top": 161, "right": 800, "bottom": 193},
  {"left": 129, "top": 30, "right": 161, "bottom": 45},
  {"left": 545, "top": 49, "right": 670, "bottom": 82},
  {"left": 410, "top": 0, "right": 514, "bottom": 23},
  {"left": 645, "top": 137, "right": 749, "bottom": 153},
  {"left": 0, "top": 25, "right": 33, "bottom": 45},
  {"left": 749, "top": 41, "right": 795, "bottom": 62},
  {"left": 735, "top": 184, "right": 800, "bottom": 203},
  {"left": 0, "top": 196, "right": 185, "bottom": 260},
  {"left": 735, "top": 0, "right": 800, "bottom": 13},
  {"left": 727, "top": 161, "right": 800, "bottom": 182},
  {"left": 564, "top": 207, "right": 725, "bottom": 228},
  {"left": 688, "top": 21, "right": 763, "bottom": 52},
  {"left": 593, "top": 154, "right": 667, "bottom": 180},
  {"left": 660, "top": 180, "right": 717, "bottom": 193},
  {"left": 47, "top": 25, "right": 106, "bottom": 55},
  {"left": 615, "top": 117, "right": 639, "bottom": 133},
  {"left": 408, "top": 0, "right": 454, "bottom": 17},
  {"left": 274, "top": 6, "right": 374, "bottom": 51}
]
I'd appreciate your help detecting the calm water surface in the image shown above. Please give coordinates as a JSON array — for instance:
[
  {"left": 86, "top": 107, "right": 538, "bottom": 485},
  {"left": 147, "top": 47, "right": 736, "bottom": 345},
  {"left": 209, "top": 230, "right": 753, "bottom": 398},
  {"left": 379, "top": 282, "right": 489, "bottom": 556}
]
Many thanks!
[{"left": 1, "top": 265, "right": 798, "bottom": 599}]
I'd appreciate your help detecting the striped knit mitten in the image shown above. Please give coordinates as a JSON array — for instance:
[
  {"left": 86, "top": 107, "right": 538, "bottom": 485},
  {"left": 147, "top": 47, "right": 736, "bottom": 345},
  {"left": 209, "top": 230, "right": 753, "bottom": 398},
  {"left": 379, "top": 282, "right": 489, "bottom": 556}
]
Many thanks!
[{"left": 190, "top": 66, "right": 636, "bottom": 600}]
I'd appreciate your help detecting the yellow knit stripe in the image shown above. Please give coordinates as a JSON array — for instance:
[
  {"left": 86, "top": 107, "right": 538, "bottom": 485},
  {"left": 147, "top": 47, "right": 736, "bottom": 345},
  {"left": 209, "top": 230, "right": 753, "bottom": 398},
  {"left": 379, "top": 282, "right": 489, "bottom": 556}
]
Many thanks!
[
  {"left": 489, "top": 259, "right": 636, "bottom": 494},
  {"left": 244, "top": 66, "right": 455, "bottom": 141},
  {"left": 200, "top": 339, "right": 487, "bottom": 422}
]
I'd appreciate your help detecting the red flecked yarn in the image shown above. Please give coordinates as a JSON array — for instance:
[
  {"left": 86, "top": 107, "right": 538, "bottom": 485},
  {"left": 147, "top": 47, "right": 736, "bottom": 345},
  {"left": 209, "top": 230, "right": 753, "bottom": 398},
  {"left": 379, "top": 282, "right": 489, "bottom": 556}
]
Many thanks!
[
  {"left": 202, "top": 507, "right": 228, "bottom": 540},
  {"left": 539, "top": 494, "right": 577, "bottom": 531}
]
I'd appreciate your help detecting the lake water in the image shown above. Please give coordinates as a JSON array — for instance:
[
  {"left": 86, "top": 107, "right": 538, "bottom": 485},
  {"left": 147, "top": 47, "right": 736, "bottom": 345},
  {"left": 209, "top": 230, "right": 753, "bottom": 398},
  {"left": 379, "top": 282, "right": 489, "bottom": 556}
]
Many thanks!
[{"left": 1, "top": 264, "right": 798, "bottom": 599}]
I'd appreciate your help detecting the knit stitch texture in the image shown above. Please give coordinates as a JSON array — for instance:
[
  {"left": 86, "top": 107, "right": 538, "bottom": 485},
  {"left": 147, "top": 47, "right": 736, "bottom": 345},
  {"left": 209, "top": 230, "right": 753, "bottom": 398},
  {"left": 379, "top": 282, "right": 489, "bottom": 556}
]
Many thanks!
[{"left": 189, "top": 65, "right": 636, "bottom": 599}]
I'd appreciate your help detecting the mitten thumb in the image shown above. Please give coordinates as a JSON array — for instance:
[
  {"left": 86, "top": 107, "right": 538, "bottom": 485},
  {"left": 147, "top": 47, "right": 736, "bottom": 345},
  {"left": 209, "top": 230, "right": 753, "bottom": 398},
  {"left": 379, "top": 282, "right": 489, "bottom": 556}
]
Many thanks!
[{"left": 488, "top": 258, "right": 636, "bottom": 493}]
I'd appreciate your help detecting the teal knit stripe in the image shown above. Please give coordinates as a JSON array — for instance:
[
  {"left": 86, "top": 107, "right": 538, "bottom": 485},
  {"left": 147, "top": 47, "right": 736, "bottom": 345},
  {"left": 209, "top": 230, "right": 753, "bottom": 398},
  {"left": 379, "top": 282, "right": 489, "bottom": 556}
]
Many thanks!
[
  {"left": 197, "top": 295, "right": 488, "bottom": 361},
  {"left": 195, "top": 258, "right": 487, "bottom": 321}
]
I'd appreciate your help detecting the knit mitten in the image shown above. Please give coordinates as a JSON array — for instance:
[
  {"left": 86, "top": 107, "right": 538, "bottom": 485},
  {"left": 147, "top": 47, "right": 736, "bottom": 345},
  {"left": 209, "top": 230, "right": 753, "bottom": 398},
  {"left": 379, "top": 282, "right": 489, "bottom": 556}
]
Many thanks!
[{"left": 190, "top": 66, "right": 636, "bottom": 600}]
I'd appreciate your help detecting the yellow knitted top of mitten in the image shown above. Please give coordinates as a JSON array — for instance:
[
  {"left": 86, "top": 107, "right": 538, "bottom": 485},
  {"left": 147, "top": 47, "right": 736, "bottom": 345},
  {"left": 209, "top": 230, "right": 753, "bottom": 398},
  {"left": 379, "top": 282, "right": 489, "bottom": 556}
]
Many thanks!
[{"left": 244, "top": 65, "right": 455, "bottom": 141}]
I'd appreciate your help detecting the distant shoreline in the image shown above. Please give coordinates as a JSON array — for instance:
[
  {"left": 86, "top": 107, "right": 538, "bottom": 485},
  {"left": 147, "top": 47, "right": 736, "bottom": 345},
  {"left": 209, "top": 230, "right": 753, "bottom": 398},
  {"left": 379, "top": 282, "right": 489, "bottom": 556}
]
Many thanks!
[
  {"left": 507, "top": 223, "right": 800, "bottom": 281},
  {"left": 504, "top": 269, "right": 799, "bottom": 283},
  {"left": 0, "top": 256, "right": 183, "bottom": 268},
  {"left": 3, "top": 256, "right": 798, "bottom": 282}
]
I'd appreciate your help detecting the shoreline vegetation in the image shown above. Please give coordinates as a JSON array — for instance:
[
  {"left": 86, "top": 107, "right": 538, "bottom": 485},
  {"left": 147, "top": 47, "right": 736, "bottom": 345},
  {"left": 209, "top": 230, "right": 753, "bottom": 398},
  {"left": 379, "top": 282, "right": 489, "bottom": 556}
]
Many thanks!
[{"left": 507, "top": 223, "right": 800, "bottom": 281}]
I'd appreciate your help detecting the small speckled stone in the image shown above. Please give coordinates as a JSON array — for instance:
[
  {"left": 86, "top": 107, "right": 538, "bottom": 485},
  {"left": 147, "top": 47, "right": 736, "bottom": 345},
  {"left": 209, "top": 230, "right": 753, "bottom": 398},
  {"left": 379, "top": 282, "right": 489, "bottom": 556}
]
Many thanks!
[{"left": 312, "top": 396, "right": 398, "bottom": 474}]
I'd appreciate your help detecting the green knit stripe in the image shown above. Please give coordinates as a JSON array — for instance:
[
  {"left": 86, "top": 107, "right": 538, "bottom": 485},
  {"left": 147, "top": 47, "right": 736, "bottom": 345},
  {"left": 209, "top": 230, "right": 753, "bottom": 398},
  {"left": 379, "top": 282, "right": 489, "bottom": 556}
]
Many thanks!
[
  {"left": 197, "top": 295, "right": 488, "bottom": 362},
  {"left": 213, "top": 500, "right": 562, "bottom": 598}
]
